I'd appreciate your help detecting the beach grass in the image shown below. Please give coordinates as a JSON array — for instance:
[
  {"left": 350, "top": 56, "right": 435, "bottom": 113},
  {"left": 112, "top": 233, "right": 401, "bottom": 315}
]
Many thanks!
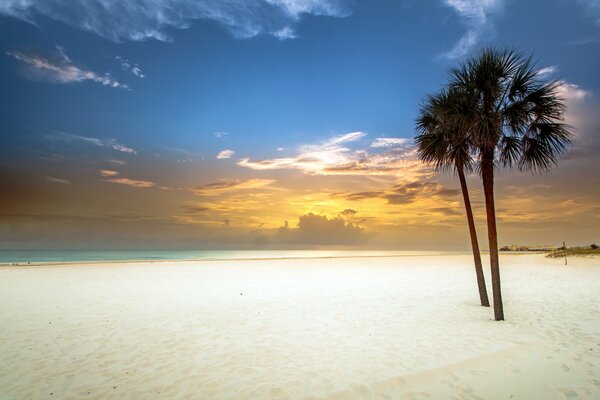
[{"left": 546, "top": 246, "right": 600, "bottom": 258}]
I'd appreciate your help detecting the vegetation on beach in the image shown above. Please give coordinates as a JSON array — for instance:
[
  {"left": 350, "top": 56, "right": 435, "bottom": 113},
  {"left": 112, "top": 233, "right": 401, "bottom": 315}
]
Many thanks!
[{"left": 546, "top": 245, "right": 600, "bottom": 258}]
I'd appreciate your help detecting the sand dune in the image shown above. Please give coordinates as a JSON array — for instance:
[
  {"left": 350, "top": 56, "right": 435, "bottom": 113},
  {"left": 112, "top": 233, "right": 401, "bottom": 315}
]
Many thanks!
[{"left": 0, "top": 254, "right": 598, "bottom": 399}]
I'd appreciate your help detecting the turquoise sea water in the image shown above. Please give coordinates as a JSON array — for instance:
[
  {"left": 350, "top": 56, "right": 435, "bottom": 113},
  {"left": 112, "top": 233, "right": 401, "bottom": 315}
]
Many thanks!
[{"left": 0, "top": 250, "right": 457, "bottom": 265}]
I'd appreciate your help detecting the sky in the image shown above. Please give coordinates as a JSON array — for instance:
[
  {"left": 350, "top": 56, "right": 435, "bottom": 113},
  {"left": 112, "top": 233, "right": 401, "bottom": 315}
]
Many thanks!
[{"left": 0, "top": 0, "right": 599, "bottom": 250}]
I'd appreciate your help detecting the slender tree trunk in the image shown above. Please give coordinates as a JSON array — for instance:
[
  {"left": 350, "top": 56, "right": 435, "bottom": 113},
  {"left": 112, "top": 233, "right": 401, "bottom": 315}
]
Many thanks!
[
  {"left": 481, "top": 155, "right": 504, "bottom": 321},
  {"left": 457, "top": 166, "right": 490, "bottom": 307}
]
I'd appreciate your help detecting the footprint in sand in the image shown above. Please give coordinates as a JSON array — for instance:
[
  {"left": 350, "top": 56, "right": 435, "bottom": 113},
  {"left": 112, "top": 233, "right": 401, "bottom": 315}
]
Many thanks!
[
  {"left": 557, "top": 388, "right": 579, "bottom": 398},
  {"left": 559, "top": 364, "right": 570, "bottom": 372},
  {"left": 588, "top": 379, "right": 600, "bottom": 387}
]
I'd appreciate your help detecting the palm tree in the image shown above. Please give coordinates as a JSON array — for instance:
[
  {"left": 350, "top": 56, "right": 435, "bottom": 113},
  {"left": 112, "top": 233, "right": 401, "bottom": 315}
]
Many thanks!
[
  {"left": 449, "top": 48, "right": 572, "bottom": 320},
  {"left": 415, "top": 88, "right": 490, "bottom": 307}
]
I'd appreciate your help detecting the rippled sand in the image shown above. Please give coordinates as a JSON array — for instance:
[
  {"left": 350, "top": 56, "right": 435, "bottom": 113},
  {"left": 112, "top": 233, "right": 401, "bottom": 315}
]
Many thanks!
[{"left": 1, "top": 254, "right": 599, "bottom": 399}]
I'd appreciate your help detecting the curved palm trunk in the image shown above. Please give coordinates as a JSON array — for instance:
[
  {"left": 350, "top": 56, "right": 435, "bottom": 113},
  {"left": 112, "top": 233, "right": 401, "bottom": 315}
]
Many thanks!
[
  {"left": 457, "top": 166, "right": 490, "bottom": 307},
  {"left": 481, "top": 155, "right": 504, "bottom": 321}
]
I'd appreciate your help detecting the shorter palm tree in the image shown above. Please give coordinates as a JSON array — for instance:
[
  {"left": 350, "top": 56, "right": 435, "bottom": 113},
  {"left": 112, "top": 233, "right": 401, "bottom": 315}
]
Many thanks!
[{"left": 416, "top": 89, "right": 490, "bottom": 307}]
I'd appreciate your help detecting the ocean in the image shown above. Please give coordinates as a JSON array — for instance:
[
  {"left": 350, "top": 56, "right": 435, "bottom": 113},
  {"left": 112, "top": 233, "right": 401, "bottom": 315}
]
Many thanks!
[{"left": 0, "top": 249, "right": 457, "bottom": 265}]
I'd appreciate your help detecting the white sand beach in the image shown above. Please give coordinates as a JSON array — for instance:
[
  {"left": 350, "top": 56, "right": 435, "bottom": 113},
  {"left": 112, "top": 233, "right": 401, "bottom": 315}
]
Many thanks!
[{"left": 1, "top": 253, "right": 599, "bottom": 399}]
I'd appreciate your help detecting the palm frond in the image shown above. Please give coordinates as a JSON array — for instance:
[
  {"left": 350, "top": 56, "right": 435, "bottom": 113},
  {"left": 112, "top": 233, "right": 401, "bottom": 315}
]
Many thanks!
[{"left": 444, "top": 47, "right": 573, "bottom": 174}]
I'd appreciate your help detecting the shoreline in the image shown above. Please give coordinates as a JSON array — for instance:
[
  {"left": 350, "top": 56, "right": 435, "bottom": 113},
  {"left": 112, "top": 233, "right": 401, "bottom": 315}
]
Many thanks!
[{"left": 0, "top": 250, "right": 551, "bottom": 268}]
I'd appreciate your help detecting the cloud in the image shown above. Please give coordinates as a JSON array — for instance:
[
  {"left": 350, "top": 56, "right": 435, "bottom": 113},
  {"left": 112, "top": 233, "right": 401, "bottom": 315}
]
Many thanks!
[
  {"left": 576, "top": 0, "right": 600, "bottom": 24},
  {"left": 272, "top": 26, "right": 297, "bottom": 39},
  {"left": 327, "top": 131, "right": 366, "bottom": 145},
  {"left": 47, "top": 132, "right": 138, "bottom": 155},
  {"left": 442, "top": 0, "right": 501, "bottom": 59},
  {"left": 181, "top": 205, "right": 211, "bottom": 214},
  {"left": 7, "top": 47, "right": 129, "bottom": 89},
  {"left": 46, "top": 177, "right": 72, "bottom": 185},
  {"left": 107, "top": 159, "right": 127, "bottom": 166},
  {"left": 370, "top": 137, "right": 412, "bottom": 148},
  {"left": 340, "top": 208, "right": 357, "bottom": 216},
  {"left": 115, "top": 56, "right": 145, "bottom": 78},
  {"left": 99, "top": 170, "right": 119, "bottom": 177},
  {"left": 274, "top": 212, "right": 368, "bottom": 245},
  {"left": 556, "top": 81, "right": 592, "bottom": 103},
  {"left": 96, "top": 170, "right": 157, "bottom": 188},
  {"left": 213, "top": 131, "right": 229, "bottom": 138},
  {"left": 111, "top": 144, "right": 137, "bottom": 154},
  {"left": 537, "top": 65, "right": 558, "bottom": 78},
  {"left": 104, "top": 177, "right": 156, "bottom": 188},
  {"left": 332, "top": 181, "right": 460, "bottom": 205},
  {"left": 432, "top": 207, "right": 462, "bottom": 216},
  {"left": 238, "top": 131, "right": 366, "bottom": 174},
  {"left": 238, "top": 131, "right": 427, "bottom": 176},
  {"left": 554, "top": 81, "right": 599, "bottom": 159},
  {"left": 0, "top": 0, "right": 352, "bottom": 43},
  {"left": 194, "top": 179, "right": 275, "bottom": 195},
  {"left": 217, "top": 149, "right": 235, "bottom": 159}
]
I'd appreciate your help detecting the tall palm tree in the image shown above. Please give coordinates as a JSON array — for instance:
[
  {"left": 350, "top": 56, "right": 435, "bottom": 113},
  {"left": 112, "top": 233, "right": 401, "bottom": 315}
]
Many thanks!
[
  {"left": 449, "top": 48, "right": 572, "bottom": 320},
  {"left": 415, "top": 89, "right": 490, "bottom": 307}
]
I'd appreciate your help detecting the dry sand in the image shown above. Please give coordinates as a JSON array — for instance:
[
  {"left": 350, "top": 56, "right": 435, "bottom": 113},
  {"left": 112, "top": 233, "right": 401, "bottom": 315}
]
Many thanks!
[{"left": 0, "top": 254, "right": 598, "bottom": 399}]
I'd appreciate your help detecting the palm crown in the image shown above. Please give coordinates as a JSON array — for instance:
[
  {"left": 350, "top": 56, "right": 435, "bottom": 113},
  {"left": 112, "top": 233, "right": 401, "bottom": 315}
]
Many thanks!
[
  {"left": 415, "top": 88, "right": 475, "bottom": 173},
  {"left": 448, "top": 48, "right": 572, "bottom": 173}
]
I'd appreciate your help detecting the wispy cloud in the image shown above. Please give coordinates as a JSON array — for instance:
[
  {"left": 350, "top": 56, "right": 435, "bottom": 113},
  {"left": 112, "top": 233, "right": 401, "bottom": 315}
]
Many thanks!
[
  {"left": 97, "top": 170, "right": 156, "bottom": 188},
  {"left": 370, "top": 137, "right": 412, "bottom": 148},
  {"left": 217, "top": 149, "right": 235, "bottom": 159},
  {"left": 0, "top": 0, "right": 352, "bottom": 43},
  {"left": 105, "top": 177, "right": 156, "bottom": 188},
  {"left": 48, "top": 132, "right": 138, "bottom": 155},
  {"left": 7, "top": 46, "right": 129, "bottom": 89},
  {"left": 442, "top": 0, "right": 502, "bottom": 59},
  {"left": 331, "top": 181, "right": 460, "bottom": 205},
  {"left": 107, "top": 159, "right": 127, "bottom": 166},
  {"left": 273, "top": 26, "right": 297, "bottom": 39},
  {"left": 99, "top": 170, "right": 120, "bottom": 177},
  {"left": 537, "top": 65, "right": 558, "bottom": 78},
  {"left": 213, "top": 131, "right": 229, "bottom": 138},
  {"left": 194, "top": 179, "right": 275, "bottom": 195},
  {"left": 576, "top": 0, "right": 600, "bottom": 24},
  {"left": 115, "top": 56, "right": 145, "bottom": 78},
  {"left": 46, "top": 177, "right": 72, "bottom": 185},
  {"left": 238, "top": 131, "right": 365, "bottom": 173},
  {"left": 111, "top": 144, "right": 137, "bottom": 154},
  {"left": 238, "top": 131, "right": 425, "bottom": 176}
]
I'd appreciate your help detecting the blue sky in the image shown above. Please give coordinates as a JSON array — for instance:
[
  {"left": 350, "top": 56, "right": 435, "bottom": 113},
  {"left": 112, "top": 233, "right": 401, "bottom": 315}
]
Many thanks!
[{"left": 0, "top": 0, "right": 599, "bottom": 249}]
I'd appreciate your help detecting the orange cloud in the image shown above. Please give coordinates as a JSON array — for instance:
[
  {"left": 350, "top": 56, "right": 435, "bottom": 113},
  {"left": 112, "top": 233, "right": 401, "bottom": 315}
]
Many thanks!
[
  {"left": 193, "top": 179, "right": 275, "bottom": 195},
  {"left": 104, "top": 178, "right": 156, "bottom": 188},
  {"left": 99, "top": 169, "right": 119, "bottom": 177}
]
